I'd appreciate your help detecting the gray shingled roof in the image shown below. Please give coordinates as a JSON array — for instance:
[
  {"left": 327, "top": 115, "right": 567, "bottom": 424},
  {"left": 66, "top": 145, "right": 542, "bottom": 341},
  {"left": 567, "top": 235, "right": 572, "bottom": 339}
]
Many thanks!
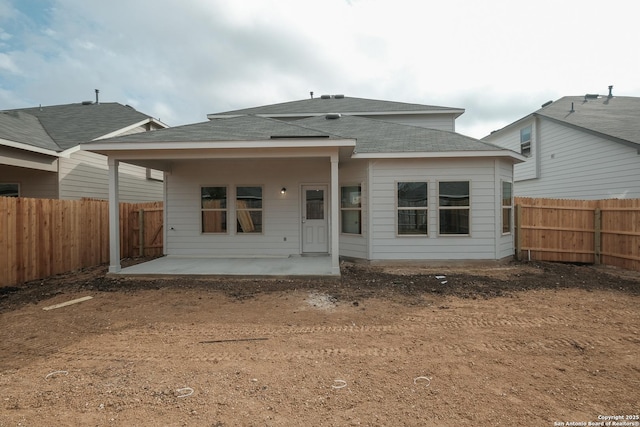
[
  {"left": 1, "top": 103, "right": 156, "bottom": 151},
  {"left": 0, "top": 111, "right": 59, "bottom": 151},
  {"left": 90, "top": 115, "right": 339, "bottom": 143},
  {"left": 94, "top": 113, "right": 508, "bottom": 156},
  {"left": 210, "top": 95, "right": 463, "bottom": 117},
  {"left": 295, "top": 115, "right": 507, "bottom": 153},
  {"left": 535, "top": 95, "right": 640, "bottom": 146}
]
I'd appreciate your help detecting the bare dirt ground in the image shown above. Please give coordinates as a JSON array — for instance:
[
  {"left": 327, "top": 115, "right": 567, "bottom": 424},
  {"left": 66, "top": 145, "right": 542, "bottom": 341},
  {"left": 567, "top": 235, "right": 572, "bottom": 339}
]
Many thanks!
[{"left": 0, "top": 260, "right": 639, "bottom": 427}]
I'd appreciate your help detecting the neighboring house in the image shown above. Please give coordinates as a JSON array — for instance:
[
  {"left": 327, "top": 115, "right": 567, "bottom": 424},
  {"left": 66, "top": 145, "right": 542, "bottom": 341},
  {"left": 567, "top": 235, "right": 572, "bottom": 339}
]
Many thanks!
[
  {"left": 83, "top": 95, "right": 524, "bottom": 274},
  {"left": 0, "top": 101, "right": 168, "bottom": 201},
  {"left": 482, "top": 87, "right": 640, "bottom": 199}
]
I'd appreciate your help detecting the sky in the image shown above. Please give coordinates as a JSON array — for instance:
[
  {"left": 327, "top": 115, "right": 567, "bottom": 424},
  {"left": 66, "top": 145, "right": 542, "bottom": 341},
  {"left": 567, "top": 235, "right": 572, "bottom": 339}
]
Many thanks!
[{"left": 0, "top": 0, "right": 638, "bottom": 139}]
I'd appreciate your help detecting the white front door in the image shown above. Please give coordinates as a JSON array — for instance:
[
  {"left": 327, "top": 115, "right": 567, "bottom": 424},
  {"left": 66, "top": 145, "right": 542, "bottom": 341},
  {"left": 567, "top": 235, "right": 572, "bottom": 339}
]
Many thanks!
[{"left": 302, "top": 185, "right": 328, "bottom": 253}]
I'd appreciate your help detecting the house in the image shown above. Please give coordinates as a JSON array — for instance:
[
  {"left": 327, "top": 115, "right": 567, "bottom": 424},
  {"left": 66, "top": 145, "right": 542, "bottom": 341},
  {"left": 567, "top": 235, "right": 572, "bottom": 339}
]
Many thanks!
[
  {"left": 482, "top": 87, "right": 640, "bottom": 199},
  {"left": 0, "top": 100, "right": 168, "bottom": 201},
  {"left": 207, "top": 94, "right": 465, "bottom": 131},
  {"left": 82, "top": 95, "right": 524, "bottom": 275}
]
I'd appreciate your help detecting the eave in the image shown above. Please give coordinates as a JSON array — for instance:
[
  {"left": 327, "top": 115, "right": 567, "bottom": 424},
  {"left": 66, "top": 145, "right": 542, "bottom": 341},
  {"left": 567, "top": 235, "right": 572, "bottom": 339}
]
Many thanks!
[
  {"left": 0, "top": 137, "right": 61, "bottom": 157},
  {"left": 351, "top": 150, "right": 526, "bottom": 163}
]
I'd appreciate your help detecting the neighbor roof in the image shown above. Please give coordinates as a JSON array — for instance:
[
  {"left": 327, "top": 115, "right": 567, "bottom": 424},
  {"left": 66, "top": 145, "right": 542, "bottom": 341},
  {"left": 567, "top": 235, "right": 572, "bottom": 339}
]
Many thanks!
[
  {"left": 208, "top": 95, "right": 464, "bottom": 119},
  {"left": 1, "top": 102, "right": 160, "bottom": 151},
  {"left": 0, "top": 111, "right": 59, "bottom": 152},
  {"left": 535, "top": 95, "right": 640, "bottom": 146}
]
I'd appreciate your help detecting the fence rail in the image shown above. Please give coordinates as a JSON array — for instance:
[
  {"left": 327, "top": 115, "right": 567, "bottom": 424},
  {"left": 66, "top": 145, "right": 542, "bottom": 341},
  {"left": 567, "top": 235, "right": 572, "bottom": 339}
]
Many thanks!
[
  {"left": 0, "top": 198, "right": 162, "bottom": 287},
  {"left": 2, "top": 197, "right": 639, "bottom": 287},
  {"left": 515, "top": 197, "right": 640, "bottom": 272}
]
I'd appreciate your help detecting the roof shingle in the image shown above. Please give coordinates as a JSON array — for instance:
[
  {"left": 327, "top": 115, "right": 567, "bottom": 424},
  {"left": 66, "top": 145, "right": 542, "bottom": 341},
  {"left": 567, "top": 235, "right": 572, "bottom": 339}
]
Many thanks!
[
  {"left": 1, "top": 103, "right": 156, "bottom": 151},
  {"left": 535, "top": 95, "right": 640, "bottom": 146},
  {"left": 210, "top": 96, "right": 463, "bottom": 117}
]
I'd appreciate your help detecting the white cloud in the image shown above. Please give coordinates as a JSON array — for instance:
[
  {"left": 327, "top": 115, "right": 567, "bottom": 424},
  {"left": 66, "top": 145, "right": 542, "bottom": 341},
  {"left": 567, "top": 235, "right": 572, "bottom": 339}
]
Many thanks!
[
  {"left": 0, "top": 52, "right": 18, "bottom": 72},
  {"left": 1, "top": 0, "right": 638, "bottom": 138}
]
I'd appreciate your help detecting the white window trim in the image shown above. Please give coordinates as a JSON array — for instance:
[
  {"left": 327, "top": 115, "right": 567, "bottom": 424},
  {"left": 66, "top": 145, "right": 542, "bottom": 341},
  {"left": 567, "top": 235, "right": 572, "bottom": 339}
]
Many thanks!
[
  {"left": 395, "top": 180, "right": 429, "bottom": 237},
  {"left": 340, "top": 183, "right": 363, "bottom": 236},
  {"left": 236, "top": 185, "right": 264, "bottom": 235},
  {"left": 200, "top": 185, "right": 229, "bottom": 234},
  {"left": 0, "top": 182, "right": 20, "bottom": 197},
  {"left": 437, "top": 180, "right": 471, "bottom": 237},
  {"left": 501, "top": 180, "right": 513, "bottom": 235},
  {"left": 520, "top": 126, "right": 532, "bottom": 157}
]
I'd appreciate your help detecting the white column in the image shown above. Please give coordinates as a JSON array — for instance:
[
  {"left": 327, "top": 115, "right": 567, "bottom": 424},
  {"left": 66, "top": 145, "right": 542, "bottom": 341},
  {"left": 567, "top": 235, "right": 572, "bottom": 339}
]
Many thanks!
[
  {"left": 330, "top": 154, "right": 340, "bottom": 274},
  {"left": 108, "top": 157, "right": 121, "bottom": 273}
]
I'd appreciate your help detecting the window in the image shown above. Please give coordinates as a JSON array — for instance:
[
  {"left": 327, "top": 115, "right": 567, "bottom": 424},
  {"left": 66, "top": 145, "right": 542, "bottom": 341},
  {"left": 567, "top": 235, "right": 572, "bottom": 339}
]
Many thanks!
[
  {"left": 236, "top": 186, "right": 262, "bottom": 233},
  {"left": 438, "top": 181, "right": 470, "bottom": 235},
  {"left": 397, "top": 182, "right": 428, "bottom": 235},
  {"left": 201, "top": 186, "right": 227, "bottom": 233},
  {"left": 146, "top": 168, "right": 164, "bottom": 182},
  {"left": 502, "top": 181, "right": 513, "bottom": 234},
  {"left": 341, "top": 185, "right": 361, "bottom": 234},
  {"left": 520, "top": 126, "right": 532, "bottom": 157},
  {"left": 0, "top": 183, "right": 19, "bottom": 197}
]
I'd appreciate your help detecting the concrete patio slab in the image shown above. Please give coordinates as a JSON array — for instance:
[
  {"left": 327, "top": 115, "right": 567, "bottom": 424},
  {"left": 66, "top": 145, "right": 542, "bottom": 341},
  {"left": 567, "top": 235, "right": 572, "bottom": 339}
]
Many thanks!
[{"left": 114, "top": 255, "right": 338, "bottom": 278}]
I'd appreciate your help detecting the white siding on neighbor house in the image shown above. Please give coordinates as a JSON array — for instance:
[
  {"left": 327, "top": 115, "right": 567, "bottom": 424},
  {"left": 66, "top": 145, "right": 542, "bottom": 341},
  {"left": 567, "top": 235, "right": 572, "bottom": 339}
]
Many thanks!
[
  {"left": 515, "top": 120, "right": 640, "bottom": 199},
  {"left": 338, "top": 159, "right": 369, "bottom": 259},
  {"left": 59, "top": 150, "right": 164, "bottom": 202},
  {"left": 368, "top": 158, "right": 511, "bottom": 261},
  {"left": 165, "top": 157, "right": 332, "bottom": 257},
  {"left": 0, "top": 164, "right": 58, "bottom": 198},
  {"left": 485, "top": 117, "right": 538, "bottom": 182}
]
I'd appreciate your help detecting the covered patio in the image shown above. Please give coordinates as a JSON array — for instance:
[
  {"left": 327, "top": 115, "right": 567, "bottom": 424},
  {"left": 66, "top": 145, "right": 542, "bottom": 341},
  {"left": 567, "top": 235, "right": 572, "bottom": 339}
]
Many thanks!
[{"left": 114, "top": 255, "right": 338, "bottom": 278}]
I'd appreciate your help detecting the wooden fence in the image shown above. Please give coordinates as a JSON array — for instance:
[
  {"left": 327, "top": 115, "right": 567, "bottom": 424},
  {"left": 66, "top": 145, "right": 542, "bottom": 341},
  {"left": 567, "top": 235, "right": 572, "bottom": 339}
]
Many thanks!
[
  {"left": 3, "top": 196, "right": 640, "bottom": 287},
  {"left": 0, "top": 198, "right": 163, "bottom": 287},
  {"left": 515, "top": 197, "right": 640, "bottom": 272}
]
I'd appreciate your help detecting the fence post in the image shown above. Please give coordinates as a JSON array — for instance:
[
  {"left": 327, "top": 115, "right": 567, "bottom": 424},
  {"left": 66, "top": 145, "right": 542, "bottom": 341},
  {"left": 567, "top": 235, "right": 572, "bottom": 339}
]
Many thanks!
[
  {"left": 514, "top": 204, "right": 521, "bottom": 261},
  {"left": 138, "top": 209, "right": 145, "bottom": 257},
  {"left": 594, "top": 207, "right": 601, "bottom": 265}
]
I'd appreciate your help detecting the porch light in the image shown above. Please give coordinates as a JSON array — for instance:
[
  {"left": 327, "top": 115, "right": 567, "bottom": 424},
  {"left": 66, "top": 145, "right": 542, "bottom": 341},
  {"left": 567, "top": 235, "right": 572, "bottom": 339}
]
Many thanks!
[{"left": 281, "top": 187, "right": 287, "bottom": 194}]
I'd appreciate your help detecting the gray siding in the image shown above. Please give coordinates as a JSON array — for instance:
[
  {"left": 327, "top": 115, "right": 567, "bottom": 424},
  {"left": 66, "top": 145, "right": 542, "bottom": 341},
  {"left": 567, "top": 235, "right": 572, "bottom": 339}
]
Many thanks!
[
  {"left": 485, "top": 117, "right": 538, "bottom": 181},
  {"left": 165, "top": 158, "right": 331, "bottom": 257},
  {"left": 0, "top": 164, "right": 58, "bottom": 198},
  {"left": 368, "top": 158, "right": 510, "bottom": 261},
  {"left": 59, "top": 151, "right": 164, "bottom": 202},
  {"left": 487, "top": 118, "right": 640, "bottom": 199},
  {"left": 517, "top": 120, "right": 640, "bottom": 199}
]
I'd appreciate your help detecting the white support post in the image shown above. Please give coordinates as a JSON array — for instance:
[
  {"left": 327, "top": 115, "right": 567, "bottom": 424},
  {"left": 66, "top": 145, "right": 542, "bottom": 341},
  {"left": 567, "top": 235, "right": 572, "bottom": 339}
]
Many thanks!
[
  {"left": 108, "top": 157, "right": 121, "bottom": 273},
  {"left": 330, "top": 154, "right": 340, "bottom": 275}
]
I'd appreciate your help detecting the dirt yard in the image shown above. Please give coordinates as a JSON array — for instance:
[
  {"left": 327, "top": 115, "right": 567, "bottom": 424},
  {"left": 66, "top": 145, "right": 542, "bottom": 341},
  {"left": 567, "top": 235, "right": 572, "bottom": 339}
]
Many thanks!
[{"left": 0, "top": 260, "right": 639, "bottom": 427}]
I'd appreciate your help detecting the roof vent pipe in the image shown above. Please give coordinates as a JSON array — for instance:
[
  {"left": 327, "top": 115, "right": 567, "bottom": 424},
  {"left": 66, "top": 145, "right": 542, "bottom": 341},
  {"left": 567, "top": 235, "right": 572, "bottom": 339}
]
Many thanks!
[
  {"left": 95, "top": 89, "right": 100, "bottom": 104},
  {"left": 570, "top": 102, "right": 575, "bottom": 113},
  {"left": 608, "top": 85, "right": 613, "bottom": 98},
  {"left": 310, "top": 91, "right": 314, "bottom": 99}
]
